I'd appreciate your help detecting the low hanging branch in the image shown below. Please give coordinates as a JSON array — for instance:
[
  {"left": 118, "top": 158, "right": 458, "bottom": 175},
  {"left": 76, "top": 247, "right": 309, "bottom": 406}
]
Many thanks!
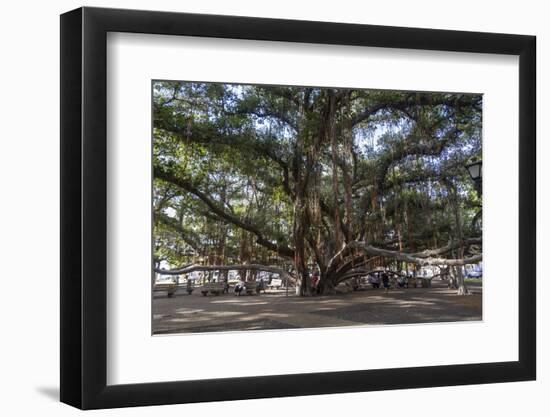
[
  {"left": 337, "top": 268, "right": 406, "bottom": 283},
  {"left": 335, "top": 255, "right": 379, "bottom": 277},
  {"left": 411, "top": 237, "right": 482, "bottom": 258},
  {"left": 324, "top": 237, "right": 481, "bottom": 278},
  {"left": 346, "top": 241, "right": 482, "bottom": 266},
  {"left": 337, "top": 268, "right": 453, "bottom": 284},
  {"left": 154, "top": 263, "right": 296, "bottom": 283},
  {"left": 154, "top": 262, "right": 194, "bottom": 273}
]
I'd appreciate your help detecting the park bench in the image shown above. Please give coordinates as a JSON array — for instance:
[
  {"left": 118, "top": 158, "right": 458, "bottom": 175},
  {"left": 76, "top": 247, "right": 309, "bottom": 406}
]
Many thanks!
[
  {"left": 268, "top": 278, "right": 283, "bottom": 290},
  {"left": 400, "top": 277, "right": 430, "bottom": 288},
  {"left": 420, "top": 278, "right": 431, "bottom": 288},
  {"left": 153, "top": 282, "right": 177, "bottom": 297},
  {"left": 243, "top": 281, "right": 259, "bottom": 295},
  {"left": 200, "top": 282, "right": 226, "bottom": 296}
]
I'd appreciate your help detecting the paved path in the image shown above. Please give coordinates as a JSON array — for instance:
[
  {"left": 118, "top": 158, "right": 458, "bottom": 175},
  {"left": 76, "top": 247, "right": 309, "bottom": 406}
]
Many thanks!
[{"left": 153, "top": 281, "right": 482, "bottom": 334}]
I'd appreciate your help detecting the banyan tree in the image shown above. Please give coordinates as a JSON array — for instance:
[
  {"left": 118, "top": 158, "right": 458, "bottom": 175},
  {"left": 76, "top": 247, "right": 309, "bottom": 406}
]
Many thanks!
[{"left": 153, "top": 81, "right": 482, "bottom": 296}]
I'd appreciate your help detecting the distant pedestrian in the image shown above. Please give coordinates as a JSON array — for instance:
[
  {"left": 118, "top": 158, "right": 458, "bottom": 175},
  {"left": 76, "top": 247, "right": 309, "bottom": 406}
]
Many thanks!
[
  {"left": 397, "top": 275, "right": 406, "bottom": 288},
  {"left": 382, "top": 272, "right": 390, "bottom": 292},
  {"left": 369, "top": 273, "right": 381, "bottom": 289},
  {"left": 311, "top": 269, "right": 320, "bottom": 291}
]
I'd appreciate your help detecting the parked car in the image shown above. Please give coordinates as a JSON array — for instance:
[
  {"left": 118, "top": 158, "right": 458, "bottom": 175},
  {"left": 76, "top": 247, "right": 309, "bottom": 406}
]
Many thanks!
[{"left": 466, "top": 269, "right": 482, "bottom": 278}]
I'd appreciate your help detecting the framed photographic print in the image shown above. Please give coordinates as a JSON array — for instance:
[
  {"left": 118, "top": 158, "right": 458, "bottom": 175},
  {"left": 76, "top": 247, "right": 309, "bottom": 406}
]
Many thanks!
[{"left": 60, "top": 6, "right": 536, "bottom": 409}]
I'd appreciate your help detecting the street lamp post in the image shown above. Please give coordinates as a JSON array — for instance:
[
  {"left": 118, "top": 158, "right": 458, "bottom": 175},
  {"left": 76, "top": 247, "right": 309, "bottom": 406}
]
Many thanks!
[{"left": 465, "top": 160, "right": 482, "bottom": 197}]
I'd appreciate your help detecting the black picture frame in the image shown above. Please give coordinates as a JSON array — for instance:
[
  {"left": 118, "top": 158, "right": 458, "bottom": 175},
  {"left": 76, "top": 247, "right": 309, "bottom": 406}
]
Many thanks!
[{"left": 60, "top": 6, "right": 536, "bottom": 410}]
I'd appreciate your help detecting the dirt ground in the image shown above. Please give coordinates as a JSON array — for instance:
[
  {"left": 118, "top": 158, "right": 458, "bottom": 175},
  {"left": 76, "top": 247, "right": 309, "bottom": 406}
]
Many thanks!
[{"left": 152, "top": 280, "right": 482, "bottom": 335}]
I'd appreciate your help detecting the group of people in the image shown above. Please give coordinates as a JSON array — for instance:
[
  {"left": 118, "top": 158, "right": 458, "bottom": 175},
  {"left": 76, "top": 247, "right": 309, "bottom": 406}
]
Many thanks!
[
  {"left": 234, "top": 278, "right": 266, "bottom": 296},
  {"left": 368, "top": 272, "right": 417, "bottom": 291},
  {"left": 310, "top": 270, "right": 418, "bottom": 293},
  {"left": 368, "top": 272, "right": 390, "bottom": 290}
]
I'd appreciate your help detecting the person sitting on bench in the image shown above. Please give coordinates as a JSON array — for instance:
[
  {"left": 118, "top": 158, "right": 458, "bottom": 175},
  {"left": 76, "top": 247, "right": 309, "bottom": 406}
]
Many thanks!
[{"left": 234, "top": 279, "right": 244, "bottom": 296}]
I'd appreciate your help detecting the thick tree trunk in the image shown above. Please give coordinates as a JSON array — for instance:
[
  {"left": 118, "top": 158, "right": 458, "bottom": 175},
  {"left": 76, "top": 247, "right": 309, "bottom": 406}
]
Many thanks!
[
  {"left": 314, "top": 263, "right": 339, "bottom": 295},
  {"left": 447, "top": 264, "right": 458, "bottom": 289},
  {"left": 293, "top": 254, "right": 305, "bottom": 294},
  {"left": 316, "top": 276, "right": 337, "bottom": 295},
  {"left": 455, "top": 266, "right": 471, "bottom": 295}
]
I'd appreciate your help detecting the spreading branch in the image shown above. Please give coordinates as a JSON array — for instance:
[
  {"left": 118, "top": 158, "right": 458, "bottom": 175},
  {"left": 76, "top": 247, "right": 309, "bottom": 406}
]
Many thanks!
[
  {"left": 155, "top": 263, "right": 295, "bottom": 283},
  {"left": 155, "top": 166, "right": 295, "bottom": 258},
  {"left": 348, "top": 241, "right": 482, "bottom": 266}
]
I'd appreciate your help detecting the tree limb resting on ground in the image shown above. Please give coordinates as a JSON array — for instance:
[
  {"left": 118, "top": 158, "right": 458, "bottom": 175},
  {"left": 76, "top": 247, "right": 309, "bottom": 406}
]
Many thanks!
[
  {"left": 337, "top": 268, "right": 406, "bottom": 283},
  {"left": 155, "top": 263, "right": 295, "bottom": 283}
]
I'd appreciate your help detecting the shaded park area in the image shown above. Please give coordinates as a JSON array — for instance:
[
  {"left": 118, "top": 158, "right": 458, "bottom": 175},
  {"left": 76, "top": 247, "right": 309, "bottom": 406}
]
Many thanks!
[
  {"left": 152, "top": 81, "right": 483, "bottom": 334},
  {"left": 153, "top": 280, "right": 481, "bottom": 334}
]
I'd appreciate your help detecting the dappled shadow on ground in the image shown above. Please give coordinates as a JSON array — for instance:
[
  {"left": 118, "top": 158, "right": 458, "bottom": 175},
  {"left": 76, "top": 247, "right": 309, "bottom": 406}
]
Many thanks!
[
  {"left": 313, "top": 296, "right": 481, "bottom": 325},
  {"left": 152, "top": 281, "right": 482, "bottom": 334},
  {"left": 155, "top": 318, "right": 299, "bottom": 334}
]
